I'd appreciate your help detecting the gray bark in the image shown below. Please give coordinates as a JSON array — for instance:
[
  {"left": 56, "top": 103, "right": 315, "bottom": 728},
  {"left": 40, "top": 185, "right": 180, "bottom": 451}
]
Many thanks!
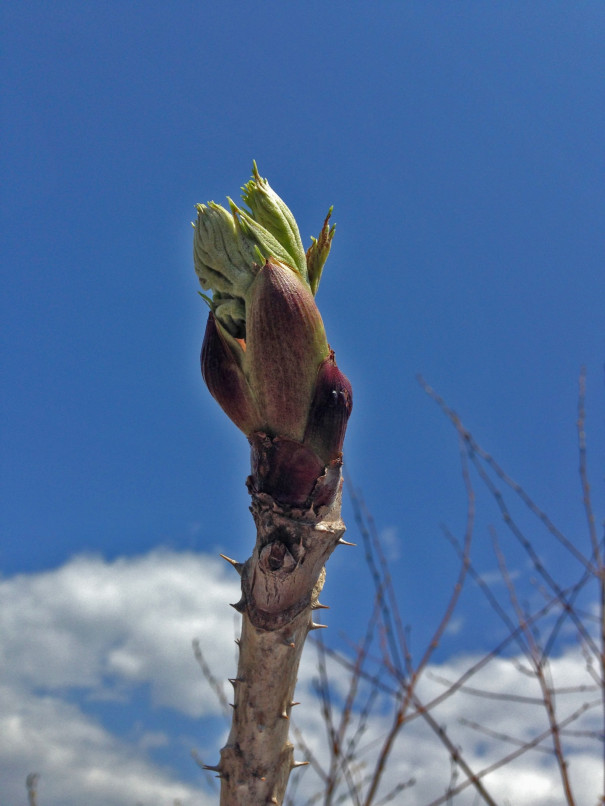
[{"left": 211, "top": 480, "right": 347, "bottom": 805}]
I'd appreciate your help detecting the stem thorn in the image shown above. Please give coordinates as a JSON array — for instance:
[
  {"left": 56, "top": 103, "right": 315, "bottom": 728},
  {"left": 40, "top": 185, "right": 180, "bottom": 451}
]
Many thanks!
[{"left": 220, "top": 553, "right": 244, "bottom": 575}]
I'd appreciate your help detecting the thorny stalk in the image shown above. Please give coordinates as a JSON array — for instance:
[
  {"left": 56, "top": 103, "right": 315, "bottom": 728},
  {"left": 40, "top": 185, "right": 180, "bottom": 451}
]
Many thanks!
[{"left": 193, "top": 166, "right": 351, "bottom": 804}]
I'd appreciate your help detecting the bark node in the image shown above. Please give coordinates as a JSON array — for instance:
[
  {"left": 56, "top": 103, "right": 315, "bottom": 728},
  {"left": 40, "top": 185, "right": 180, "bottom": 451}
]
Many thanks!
[{"left": 216, "top": 475, "right": 346, "bottom": 805}]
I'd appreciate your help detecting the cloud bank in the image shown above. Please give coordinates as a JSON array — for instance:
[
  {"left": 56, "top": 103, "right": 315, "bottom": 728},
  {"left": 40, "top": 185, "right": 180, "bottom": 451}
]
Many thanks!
[{"left": 0, "top": 551, "right": 600, "bottom": 805}]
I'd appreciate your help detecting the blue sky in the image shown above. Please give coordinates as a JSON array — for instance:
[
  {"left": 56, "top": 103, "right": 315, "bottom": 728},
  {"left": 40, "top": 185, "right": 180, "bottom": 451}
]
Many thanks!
[{"left": 2, "top": 3, "right": 604, "bottom": 805}]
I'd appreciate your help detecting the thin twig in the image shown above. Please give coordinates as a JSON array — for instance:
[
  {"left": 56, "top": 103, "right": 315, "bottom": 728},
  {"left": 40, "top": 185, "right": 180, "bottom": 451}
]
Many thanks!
[
  {"left": 577, "top": 368, "right": 600, "bottom": 564},
  {"left": 360, "top": 435, "right": 492, "bottom": 805},
  {"left": 192, "top": 638, "right": 231, "bottom": 717},
  {"left": 26, "top": 774, "right": 39, "bottom": 806},
  {"left": 426, "top": 699, "right": 599, "bottom": 806},
  {"left": 191, "top": 750, "right": 221, "bottom": 792},
  {"left": 373, "top": 776, "right": 416, "bottom": 806},
  {"left": 347, "top": 480, "right": 406, "bottom": 678},
  {"left": 290, "top": 720, "right": 329, "bottom": 782},
  {"left": 577, "top": 368, "right": 605, "bottom": 800},
  {"left": 418, "top": 375, "right": 596, "bottom": 575},
  {"left": 315, "top": 632, "right": 363, "bottom": 806},
  {"left": 492, "top": 527, "right": 576, "bottom": 805},
  {"left": 459, "top": 717, "right": 555, "bottom": 755}
]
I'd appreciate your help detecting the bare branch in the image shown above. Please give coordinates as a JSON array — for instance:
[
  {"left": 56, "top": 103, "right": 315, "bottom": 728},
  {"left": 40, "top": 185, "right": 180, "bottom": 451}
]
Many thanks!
[
  {"left": 492, "top": 526, "right": 576, "bottom": 804},
  {"left": 26, "top": 774, "right": 39, "bottom": 806},
  {"left": 577, "top": 367, "right": 600, "bottom": 564},
  {"left": 418, "top": 375, "right": 596, "bottom": 575},
  {"left": 192, "top": 638, "right": 231, "bottom": 718}
]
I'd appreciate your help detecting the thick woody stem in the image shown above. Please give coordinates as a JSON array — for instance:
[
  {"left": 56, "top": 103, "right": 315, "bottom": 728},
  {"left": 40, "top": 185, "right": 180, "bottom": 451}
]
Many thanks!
[{"left": 215, "top": 477, "right": 346, "bottom": 805}]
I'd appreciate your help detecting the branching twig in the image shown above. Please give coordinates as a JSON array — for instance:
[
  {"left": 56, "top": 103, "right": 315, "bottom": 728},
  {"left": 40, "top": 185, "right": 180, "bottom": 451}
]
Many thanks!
[
  {"left": 192, "top": 638, "right": 231, "bottom": 717},
  {"left": 26, "top": 774, "right": 39, "bottom": 806}
]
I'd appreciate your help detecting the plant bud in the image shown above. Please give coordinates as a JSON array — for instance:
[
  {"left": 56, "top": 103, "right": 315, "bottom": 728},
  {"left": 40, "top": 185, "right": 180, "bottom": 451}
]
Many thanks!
[
  {"left": 303, "top": 351, "right": 353, "bottom": 463},
  {"left": 193, "top": 202, "right": 261, "bottom": 336},
  {"left": 194, "top": 166, "right": 352, "bottom": 496},
  {"left": 246, "top": 260, "right": 329, "bottom": 441},
  {"left": 206, "top": 291, "right": 246, "bottom": 341},
  {"left": 241, "top": 162, "right": 308, "bottom": 283},
  {"left": 201, "top": 312, "right": 261, "bottom": 435},
  {"left": 305, "top": 208, "right": 335, "bottom": 295},
  {"left": 236, "top": 206, "right": 304, "bottom": 281}
]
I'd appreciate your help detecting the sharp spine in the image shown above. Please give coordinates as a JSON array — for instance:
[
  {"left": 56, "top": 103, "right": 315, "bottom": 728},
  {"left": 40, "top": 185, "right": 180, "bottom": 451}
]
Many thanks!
[{"left": 219, "top": 553, "right": 244, "bottom": 574}]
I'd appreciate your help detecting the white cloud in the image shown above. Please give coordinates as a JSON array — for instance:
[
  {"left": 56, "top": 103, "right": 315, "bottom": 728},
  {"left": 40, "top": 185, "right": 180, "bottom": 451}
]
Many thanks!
[
  {"left": 0, "top": 684, "right": 205, "bottom": 806},
  {"left": 289, "top": 647, "right": 601, "bottom": 805},
  {"left": 0, "top": 550, "right": 240, "bottom": 805},
  {"left": 0, "top": 550, "right": 601, "bottom": 805},
  {"left": 0, "top": 550, "right": 240, "bottom": 714}
]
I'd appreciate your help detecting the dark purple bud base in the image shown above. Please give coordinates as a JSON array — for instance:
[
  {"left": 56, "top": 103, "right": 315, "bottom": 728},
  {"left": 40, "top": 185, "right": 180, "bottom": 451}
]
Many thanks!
[
  {"left": 240, "top": 437, "right": 345, "bottom": 631},
  {"left": 247, "top": 432, "right": 342, "bottom": 512}
]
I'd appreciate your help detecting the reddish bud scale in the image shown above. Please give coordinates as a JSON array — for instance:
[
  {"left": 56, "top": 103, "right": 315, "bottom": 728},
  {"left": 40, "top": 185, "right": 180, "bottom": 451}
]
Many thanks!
[
  {"left": 201, "top": 313, "right": 260, "bottom": 434},
  {"left": 201, "top": 261, "right": 352, "bottom": 510},
  {"left": 246, "top": 261, "right": 329, "bottom": 442},
  {"left": 303, "top": 351, "right": 353, "bottom": 464}
]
